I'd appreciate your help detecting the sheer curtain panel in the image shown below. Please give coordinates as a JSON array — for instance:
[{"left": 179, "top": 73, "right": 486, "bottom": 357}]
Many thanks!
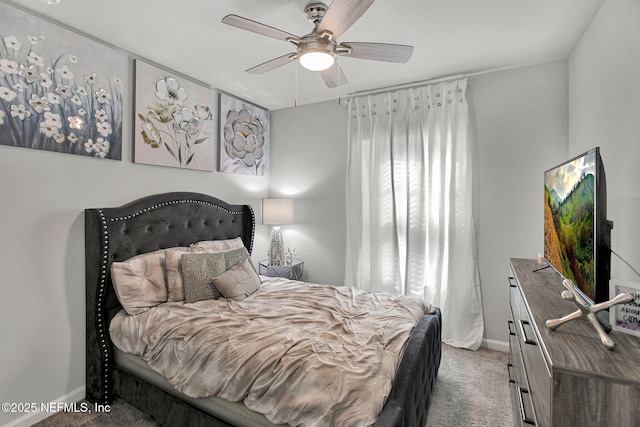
[{"left": 345, "top": 78, "right": 484, "bottom": 349}]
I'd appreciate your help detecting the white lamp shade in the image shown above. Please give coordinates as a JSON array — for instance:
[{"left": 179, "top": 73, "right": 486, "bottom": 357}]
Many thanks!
[{"left": 262, "top": 199, "right": 294, "bottom": 225}]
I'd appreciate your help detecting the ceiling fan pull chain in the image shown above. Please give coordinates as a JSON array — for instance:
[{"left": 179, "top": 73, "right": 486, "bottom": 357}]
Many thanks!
[{"left": 337, "top": 57, "right": 342, "bottom": 98}]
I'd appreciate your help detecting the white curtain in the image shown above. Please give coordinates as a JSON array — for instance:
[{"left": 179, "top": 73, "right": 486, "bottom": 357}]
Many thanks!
[{"left": 345, "top": 78, "right": 484, "bottom": 349}]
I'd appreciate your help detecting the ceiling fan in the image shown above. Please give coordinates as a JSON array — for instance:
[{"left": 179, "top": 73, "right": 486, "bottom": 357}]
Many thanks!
[{"left": 221, "top": 0, "right": 414, "bottom": 88}]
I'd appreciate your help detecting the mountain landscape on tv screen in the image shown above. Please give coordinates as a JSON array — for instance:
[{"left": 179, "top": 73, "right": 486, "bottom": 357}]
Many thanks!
[{"left": 544, "top": 173, "right": 595, "bottom": 300}]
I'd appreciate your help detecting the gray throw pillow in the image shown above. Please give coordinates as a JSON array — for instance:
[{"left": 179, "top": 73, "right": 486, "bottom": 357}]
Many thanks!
[
  {"left": 181, "top": 252, "right": 227, "bottom": 303},
  {"left": 224, "top": 246, "right": 258, "bottom": 273}
]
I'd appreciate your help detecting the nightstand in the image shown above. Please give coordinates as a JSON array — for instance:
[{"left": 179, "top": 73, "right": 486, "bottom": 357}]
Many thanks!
[{"left": 259, "top": 259, "right": 304, "bottom": 280}]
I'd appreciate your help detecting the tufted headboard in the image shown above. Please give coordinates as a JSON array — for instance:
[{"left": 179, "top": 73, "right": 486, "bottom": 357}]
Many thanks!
[{"left": 84, "top": 192, "right": 255, "bottom": 404}]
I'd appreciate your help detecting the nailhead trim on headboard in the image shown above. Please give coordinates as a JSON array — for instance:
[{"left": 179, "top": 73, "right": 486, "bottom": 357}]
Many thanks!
[
  {"left": 106, "top": 199, "right": 247, "bottom": 222},
  {"left": 97, "top": 209, "right": 111, "bottom": 399}
]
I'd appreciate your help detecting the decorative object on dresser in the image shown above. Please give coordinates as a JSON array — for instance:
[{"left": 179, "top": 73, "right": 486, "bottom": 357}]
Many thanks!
[
  {"left": 262, "top": 198, "right": 294, "bottom": 266},
  {"left": 545, "top": 279, "right": 633, "bottom": 349},
  {"left": 610, "top": 280, "right": 640, "bottom": 337},
  {"left": 507, "top": 258, "right": 640, "bottom": 427},
  {"left": 259, "top": 259, "right": 304, "bottom": 281}
]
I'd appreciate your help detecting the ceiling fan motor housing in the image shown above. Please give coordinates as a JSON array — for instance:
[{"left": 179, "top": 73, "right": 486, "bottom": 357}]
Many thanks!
[{"left": 304, "top": 2, "right": 328, "bottom": 25}]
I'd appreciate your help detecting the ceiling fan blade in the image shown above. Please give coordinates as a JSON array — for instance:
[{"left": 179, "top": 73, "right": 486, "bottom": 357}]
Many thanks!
[
  {"left": 320, "top": 62, "right": 348, "bottom": 88},
  {"left": 340, "top": 42, "right": 414, "bottom": 63},
  {"left": 246, "top": 53, "right": 297, "bottom": 74},
  {"left": 316, "top": 0, "right": 374, "bottom": 39},
  {"left": 222, "top": 14, "right": 300, "bottom": 42}
]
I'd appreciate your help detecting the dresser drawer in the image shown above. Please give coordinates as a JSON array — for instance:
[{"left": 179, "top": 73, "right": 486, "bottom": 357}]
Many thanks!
[
  {"left": 510, "top": 280, "right": 551, "bottom": 427},
  {"left": 509, "top": 323, "right": 530, "bottom": 426},
  {"left": 508, "top": 311, "right": 525, "bottom": 388},
  {"left": 509, "top": 382, "right": 525, "bottom": 427}
]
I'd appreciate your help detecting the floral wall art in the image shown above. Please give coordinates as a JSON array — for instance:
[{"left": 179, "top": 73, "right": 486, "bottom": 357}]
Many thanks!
[
  {"left": 0, "top": 2, "right": 126, "bottom": 160},
  {"left": 219, "top": 93, "right": 269, "bottom": 176},
  {"left": 134, "top": 59, "right": 216, "bottom": 171}
]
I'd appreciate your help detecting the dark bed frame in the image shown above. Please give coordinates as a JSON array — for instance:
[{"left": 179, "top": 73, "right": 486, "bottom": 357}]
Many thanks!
[{"left": 85, "top": 192, "right": 441, "bottom": 427}]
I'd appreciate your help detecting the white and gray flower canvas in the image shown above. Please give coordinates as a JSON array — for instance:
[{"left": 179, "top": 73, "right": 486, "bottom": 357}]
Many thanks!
[
  {"left": 134, "top": 59, "right": 216, "bottom": 171},
  {"left": 0, "top": 2, "right": 126, "bottom": 159},
  {"left": 219, "top": 93, "right": 270, "bottom": 176}
]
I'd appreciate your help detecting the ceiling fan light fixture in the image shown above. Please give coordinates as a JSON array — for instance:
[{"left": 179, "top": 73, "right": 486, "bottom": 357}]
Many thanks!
[{"left": 298, "top": 50, "right": 335, "bottom": 71}]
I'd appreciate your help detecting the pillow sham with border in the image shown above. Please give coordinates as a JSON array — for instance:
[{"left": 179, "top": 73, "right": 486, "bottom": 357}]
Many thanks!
[{"left": 110, "top": 249, "right": 167, "bottom": 315}]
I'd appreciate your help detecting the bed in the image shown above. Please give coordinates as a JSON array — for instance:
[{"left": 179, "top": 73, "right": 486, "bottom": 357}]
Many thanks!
[{"left": 85, "top": 192, "right": 441, "bottom": 427}]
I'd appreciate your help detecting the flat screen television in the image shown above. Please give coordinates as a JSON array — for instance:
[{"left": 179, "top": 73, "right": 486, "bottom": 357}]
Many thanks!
[{"left": 543, "top": 147, "right": 612, "bottom": 304}]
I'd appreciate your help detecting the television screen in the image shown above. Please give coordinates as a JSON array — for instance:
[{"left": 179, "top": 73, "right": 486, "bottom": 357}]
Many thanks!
[{"left": 543, "top": 147, "right": 610, "bottom": 304}]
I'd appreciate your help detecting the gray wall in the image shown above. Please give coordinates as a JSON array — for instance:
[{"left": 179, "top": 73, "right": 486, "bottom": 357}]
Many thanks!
[
  {"left": 569, "top": 0, "right": 640, "bottom": 283},
  {"left": 471, "top": 62, "right": 569, "bottom": 347},
  {"left": 269, "top": 100, "right": 348, "bottom": 286}
]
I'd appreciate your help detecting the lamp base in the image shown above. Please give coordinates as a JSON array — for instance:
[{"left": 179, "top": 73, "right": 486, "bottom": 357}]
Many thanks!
[{"left": 268, "top": 227, "right": 285, "bottom": 266}]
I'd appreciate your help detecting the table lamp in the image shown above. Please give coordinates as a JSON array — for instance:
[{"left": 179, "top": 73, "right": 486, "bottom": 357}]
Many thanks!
[{"left": 262, "top": 198, "right": 294, "bottom": 266}]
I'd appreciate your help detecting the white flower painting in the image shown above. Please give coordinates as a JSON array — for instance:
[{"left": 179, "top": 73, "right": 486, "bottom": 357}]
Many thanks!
[
  {"left": 219, "top": 93, "right": 270, "bottom": 176},
  {"left": 0, "top": 2, "right": 126, "bottom": 159},
  {"left": 134, "top": 59, "right": 216, "bottom": 171}
]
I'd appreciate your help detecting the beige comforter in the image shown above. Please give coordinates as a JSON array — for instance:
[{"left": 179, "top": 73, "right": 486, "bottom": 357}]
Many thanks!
[{"left": 110, "top": 277, "right": 434, "bottom": 427}]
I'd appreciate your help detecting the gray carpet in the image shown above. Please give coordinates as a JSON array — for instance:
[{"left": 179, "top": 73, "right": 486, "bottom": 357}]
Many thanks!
[
  {"left": 31, "top": 399, "right": 157, "bottom": 427},
  {"left": 426, "top": 344, "right": 513, "bottom": 427},
  {"left": 34, "top": 344, "right": 512, "bottom": 426}
]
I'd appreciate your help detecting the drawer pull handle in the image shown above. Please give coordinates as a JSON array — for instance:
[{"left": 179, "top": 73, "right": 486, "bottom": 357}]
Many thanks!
[
  {"left": 519, "top": 320, "right": 537, "bottom": 345},
  {"left": 507, "top": 320, "right": 516, "bottom": 336},
  {"left": 517, "top": 387, "right": 536, "bottom": 425},
  {"left": 508, "top": 276, "right": 517, "bottom": 288},
  {"left": 507, "top": 363, "right": 515, "bottom": 383}
]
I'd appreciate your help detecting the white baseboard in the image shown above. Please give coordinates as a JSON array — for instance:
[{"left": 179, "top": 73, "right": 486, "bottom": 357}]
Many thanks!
[
  {"left": 2, "top": 386, "right": 86, "bottom": 427},
  {"left": 481, "top": 338, "right": 509, "bottom": 352}
]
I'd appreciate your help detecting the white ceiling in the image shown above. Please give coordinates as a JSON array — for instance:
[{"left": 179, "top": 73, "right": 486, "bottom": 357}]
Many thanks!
[{"left": 8, "top": 0, "right": 604, "bottom": 110}]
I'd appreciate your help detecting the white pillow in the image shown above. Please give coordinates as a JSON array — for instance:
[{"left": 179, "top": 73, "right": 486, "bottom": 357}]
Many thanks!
[
  {"left": 164, "top": 247, "right": 190, "bottom": 302},
  {"left": 190, "top": 236, "right": 245, "bottom": 252},
  {"left": 212, "top": 258, "right": 261, "bottom": 301},
  {"left": 110, "top": 249, "right": 167, "bottom": 315}
]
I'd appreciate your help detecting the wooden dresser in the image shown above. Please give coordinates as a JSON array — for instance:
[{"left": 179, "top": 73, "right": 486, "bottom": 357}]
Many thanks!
[{"left": 508, "top": 258, "right": 640, "bottom": 427}]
